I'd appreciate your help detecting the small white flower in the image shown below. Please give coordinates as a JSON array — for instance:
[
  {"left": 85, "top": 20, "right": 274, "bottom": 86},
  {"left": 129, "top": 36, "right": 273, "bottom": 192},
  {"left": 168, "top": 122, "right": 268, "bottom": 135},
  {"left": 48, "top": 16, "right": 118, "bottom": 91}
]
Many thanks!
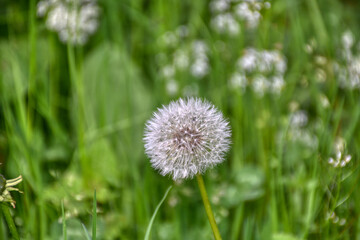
[{"left": 144, "top": 98, "right": 231, "bottom": 180}]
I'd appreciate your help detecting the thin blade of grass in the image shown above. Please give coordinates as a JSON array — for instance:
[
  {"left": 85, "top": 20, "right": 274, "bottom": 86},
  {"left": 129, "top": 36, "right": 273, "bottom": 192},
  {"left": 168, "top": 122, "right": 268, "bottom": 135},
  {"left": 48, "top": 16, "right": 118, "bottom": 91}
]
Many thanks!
[
  {"left": 62, "top": 201, "right": 67, "bottom": 240},
  {"left": 92, "top": 190, "right": 97, "bottom": 240},
  {"left": 82, "top": 223, "right": 92, "bottom": 240},
  {"left": 144, "top": 185, "right": 173, "bottom": 240}
]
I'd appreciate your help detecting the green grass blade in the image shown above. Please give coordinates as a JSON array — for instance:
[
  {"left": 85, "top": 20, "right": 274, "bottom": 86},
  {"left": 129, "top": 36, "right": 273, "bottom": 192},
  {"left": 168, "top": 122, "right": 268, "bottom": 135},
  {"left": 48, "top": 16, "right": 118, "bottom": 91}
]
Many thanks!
[
  {"left": 144, "top": 185, "right": 173, "bottom": 240},
  {"left": 62, "top": 201, "right": 67, "bottom": 240},
  {"left": 82, "top": 223, "right": 92, "bottom": 240},
  {"left": 92, "top": 190, "right": 97, "bottom": 240}
]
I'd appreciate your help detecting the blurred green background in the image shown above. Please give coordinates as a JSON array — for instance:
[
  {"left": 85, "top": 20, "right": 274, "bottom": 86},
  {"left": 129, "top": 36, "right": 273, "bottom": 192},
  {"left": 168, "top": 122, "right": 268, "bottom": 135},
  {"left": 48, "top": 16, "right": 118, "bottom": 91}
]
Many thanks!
[{"left": 1, "top": 0, "right": 360, "bottom": 239}]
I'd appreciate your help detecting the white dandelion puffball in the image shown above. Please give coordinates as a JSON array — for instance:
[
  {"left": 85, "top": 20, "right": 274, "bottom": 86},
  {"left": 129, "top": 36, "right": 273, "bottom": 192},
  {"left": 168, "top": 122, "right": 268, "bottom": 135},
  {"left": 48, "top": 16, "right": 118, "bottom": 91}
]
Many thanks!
[{"left": 144, "top": 98, "right": 231, "bottom": 180}]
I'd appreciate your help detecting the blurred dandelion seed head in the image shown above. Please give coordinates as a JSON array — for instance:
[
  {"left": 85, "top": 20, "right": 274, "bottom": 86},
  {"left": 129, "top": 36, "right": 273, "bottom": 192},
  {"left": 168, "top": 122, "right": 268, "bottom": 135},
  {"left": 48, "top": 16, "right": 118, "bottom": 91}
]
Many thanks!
[
  {"left": 229, "top": 47, "right": 287, "bottom": 96},
  {"left": 157, "top": 29, "right": 210, "bottom": 95},
  {"left": 37, "top": 0, "right": 100, "bottom": 45},
  {"left": 144, "top": 98, "right": 231, "bottom": 180},
  {"left": 210, "top": 0, "right": 270, "bottom": 35},
  {"left": 334, "top": 30, "right": 360, "bottom": 89}
]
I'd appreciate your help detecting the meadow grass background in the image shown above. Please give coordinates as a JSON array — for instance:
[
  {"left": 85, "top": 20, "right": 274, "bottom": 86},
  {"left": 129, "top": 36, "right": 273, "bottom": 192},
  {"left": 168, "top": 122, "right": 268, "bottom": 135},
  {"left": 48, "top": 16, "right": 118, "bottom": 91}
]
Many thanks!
[{"left": 1, "top": 0, "right": 360, "bottom": 239}]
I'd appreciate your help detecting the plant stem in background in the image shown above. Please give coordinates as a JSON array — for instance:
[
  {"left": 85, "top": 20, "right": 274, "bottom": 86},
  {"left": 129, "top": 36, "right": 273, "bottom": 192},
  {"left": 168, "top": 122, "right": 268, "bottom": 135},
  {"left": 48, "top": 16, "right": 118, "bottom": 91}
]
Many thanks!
[
  {"left": 67, "top": 44, "right": 87, "bottom": 182},
  {"left": 196, "top": 174, "right": 222, "bottom": 240},
  {"left": 1, "top": 204, "right": 20, "bottom": 240}
]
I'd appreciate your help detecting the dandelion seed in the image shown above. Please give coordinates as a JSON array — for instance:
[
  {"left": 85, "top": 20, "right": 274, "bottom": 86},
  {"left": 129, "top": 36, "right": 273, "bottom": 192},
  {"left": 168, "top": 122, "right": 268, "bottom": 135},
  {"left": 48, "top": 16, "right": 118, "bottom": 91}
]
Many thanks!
[{"left": 144, "top": 98, "right": 231, "bottom": 180}]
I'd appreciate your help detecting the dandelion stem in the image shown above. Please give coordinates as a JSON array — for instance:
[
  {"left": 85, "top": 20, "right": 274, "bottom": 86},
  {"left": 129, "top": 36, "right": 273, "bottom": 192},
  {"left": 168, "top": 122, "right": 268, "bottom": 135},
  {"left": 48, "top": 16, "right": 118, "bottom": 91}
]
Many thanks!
[
  {"left": 196, "top": 174, "right": 222, "bottom": 240},
  {"left": 1, "top": 204, "right": 20, "bottom": 240}
]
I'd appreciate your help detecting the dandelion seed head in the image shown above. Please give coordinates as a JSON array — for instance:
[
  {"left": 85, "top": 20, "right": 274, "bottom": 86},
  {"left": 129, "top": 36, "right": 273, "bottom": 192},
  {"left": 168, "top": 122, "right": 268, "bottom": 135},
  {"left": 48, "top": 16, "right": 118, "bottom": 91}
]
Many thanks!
[
  {"left": 37, "top": 0, "right": 100, "bottom": 45},
  {"left": 144, "top": 98, "right": 231, "bottom": 180}
]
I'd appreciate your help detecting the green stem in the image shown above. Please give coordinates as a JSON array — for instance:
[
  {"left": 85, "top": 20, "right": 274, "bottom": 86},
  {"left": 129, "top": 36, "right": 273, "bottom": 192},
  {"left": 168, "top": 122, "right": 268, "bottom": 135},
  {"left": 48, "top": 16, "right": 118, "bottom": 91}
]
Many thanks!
[
  {"left": 196, "top": 174, "right": 222, "bottom": 240},
  {"left": 1, "top": 204, "right": 20, "bottom": 240}
]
